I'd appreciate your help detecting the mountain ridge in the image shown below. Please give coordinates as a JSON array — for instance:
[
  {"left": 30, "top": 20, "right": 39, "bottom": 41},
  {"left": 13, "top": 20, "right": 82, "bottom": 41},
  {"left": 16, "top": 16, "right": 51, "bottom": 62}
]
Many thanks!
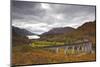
[
  {"left": 12, "top": 26, "right": 35, "bottom": 36},
  {"left": 39, "top": 20, "right": 96, "bottom": 45},
  {"left": 42, "top": 27, "right": 75, "bottom": 35}
]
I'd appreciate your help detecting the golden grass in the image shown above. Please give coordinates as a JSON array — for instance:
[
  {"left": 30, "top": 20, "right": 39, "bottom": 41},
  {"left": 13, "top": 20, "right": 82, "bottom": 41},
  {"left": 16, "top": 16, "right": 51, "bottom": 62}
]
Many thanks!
[{"left": 12, "top": 49, "right": 96, "bottom": 65}]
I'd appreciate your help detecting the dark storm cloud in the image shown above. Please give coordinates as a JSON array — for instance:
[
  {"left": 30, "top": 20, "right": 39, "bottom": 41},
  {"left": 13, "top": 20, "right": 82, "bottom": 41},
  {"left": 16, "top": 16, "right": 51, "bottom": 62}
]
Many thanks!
[
  {"left": 12, "top": 0, "right": 95, "bottom": 34},
  {"left": 49, "top": 4, "right": 95, "bottom": 23},
  {"left": 12, "top": 1, "right": 46, "bottom": 23}
]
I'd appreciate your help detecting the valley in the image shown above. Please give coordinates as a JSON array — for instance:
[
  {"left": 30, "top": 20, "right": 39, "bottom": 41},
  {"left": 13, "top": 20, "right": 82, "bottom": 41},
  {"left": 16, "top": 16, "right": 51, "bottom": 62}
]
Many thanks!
[{"left": 12, "top": 20, "right": 96, "bottom": 66}]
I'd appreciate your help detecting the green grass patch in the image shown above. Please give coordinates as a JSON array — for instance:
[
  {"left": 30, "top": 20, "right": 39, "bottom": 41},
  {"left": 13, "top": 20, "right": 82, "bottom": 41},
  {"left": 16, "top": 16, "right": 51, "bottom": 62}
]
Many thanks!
[{"left": 31, "top": 41, "right": 64, "bottom": 47}]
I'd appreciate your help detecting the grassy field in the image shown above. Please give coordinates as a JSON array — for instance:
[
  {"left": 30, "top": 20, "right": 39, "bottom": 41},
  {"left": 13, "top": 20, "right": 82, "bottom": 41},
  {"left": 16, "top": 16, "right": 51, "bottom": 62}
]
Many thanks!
[
  {"left": 31, "top": 41, "right": 64, "bottom": 47},
  {"left": 12, "top": 45, "right": 96, "bottom": 66}
]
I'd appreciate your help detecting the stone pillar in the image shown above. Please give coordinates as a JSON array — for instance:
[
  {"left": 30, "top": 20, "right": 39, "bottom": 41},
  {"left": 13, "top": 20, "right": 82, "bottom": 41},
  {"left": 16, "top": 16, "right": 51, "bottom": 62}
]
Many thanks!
[
  {"left": 87, "top": 42, "right": 92, "bottom": 53},
  {"left": 72, "top": 46, "right": 75, "bottom": 54},
  {"left": 85, "top": 43, "right": 91, "bottom": 53},
  {"left": 84, "top": 45, "right": 88, "bottom": 52},
  {"left": 77, "top": 46, "right": 80, "bottom": 53},
  {"left": 83, "top": 43, "right": 86, "bottom": 52},
  {"left": 64, "top": 47, "right": 68, "bottom": 54},
  {"left": 81, "top": 46, "right": 85, "bottom": 52},
  {"left": 56, "top": 48, "right": 59, "bottom": 53}
]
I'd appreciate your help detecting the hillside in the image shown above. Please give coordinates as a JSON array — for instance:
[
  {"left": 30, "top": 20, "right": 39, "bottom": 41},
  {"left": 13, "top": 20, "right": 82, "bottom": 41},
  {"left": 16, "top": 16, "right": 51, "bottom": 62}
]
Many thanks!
[
  {"left": 39, "top": 21, "right": 96, "bottom": 45},
  {"left": 39, "top": 27, "right": 75, "bottom": 41},
  {"left": 68, "top": 21, "right": 96, "bottom": 44},
  {"left": 42, "top": 27, "right": 75, "bottom": 35},
  {"left": 12, "top": 26, "right": 31, "bottom": 46},
  {"left": 12, "top": 26, "right": 35, "bottom": 36}
]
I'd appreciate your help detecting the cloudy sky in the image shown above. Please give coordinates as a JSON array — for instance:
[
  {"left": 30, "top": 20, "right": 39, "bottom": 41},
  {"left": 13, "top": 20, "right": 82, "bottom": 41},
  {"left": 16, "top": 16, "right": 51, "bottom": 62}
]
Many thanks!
[{"left": 12, "top": 0, "right": 96, "bottom": 34}]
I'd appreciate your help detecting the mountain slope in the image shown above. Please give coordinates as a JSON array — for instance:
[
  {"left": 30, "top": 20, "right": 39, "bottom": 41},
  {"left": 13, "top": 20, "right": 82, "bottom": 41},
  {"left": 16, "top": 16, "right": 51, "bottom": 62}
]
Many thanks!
[
  {"left": 12, "top": 26, "right": 35, "bottom": 36},
  {"left": 42, "top": 27, "right": 75, "bottom": 35},
  {"left": 39, "top": 21, "right": 96, "bottom": 44},
  {"left": 74, "top": 21, "right": 96, "bottom": 44},
  {"left": 12, "top": 26, "right": 31, "bottom": 46},
  {"left": 39, "top": 27, "right": 75, "bottom": 41}
]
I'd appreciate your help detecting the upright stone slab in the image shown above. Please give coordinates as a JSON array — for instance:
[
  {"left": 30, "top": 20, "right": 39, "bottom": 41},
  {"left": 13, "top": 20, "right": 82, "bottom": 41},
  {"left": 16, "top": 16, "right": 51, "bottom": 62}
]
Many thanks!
[
  {"left": 56, "top": 48, "right": 59, "bottom": 53},
  {"left": 64, "top": 46, "right": 68, "bottom": 54},
  {"left": 72, "top": 46, "right": 75, "bottom": 54}
]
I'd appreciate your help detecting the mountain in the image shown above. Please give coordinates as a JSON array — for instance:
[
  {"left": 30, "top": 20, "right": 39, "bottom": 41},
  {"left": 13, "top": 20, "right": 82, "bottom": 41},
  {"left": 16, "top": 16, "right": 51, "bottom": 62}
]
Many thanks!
[
  {"left": 75, "top": 21, "right": 96, "bottom": 44},
  {"left": 12, "top": 20, "right": 96, "bottom": 46},
  {"left": 42, "top": 27, "right": 75, "bottom": 35},
  {"left": 39, "top": 20, "right": 96, "bottom": 45},
  {"left": 12, "top": 26, "right": 35, "bottom": 36},
  {"left": 12, "top": 26, "right": 31, "bottom": 46},
  {"left": 39, "top": 27, "right": 75, "bottom": 42}
]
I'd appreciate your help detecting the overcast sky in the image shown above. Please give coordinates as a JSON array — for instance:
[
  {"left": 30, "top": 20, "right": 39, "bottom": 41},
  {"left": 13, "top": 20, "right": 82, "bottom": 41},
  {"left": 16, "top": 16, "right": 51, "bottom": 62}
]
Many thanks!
[{"left": 12, "top": 0, "right": 96, "bottom": 34}]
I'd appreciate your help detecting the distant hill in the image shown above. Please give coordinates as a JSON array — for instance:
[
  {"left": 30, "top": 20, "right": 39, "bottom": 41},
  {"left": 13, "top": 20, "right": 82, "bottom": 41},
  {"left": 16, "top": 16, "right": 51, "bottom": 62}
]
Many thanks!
[
  {"left": 75, "top": 21, "right": 96, "bottom": 44},
  {"left": 12, "top": 26, "right": 35, "bottom": 36},
  {"left": 39, "top": 20, "right": 96, "bottom": 45},
  {"left": 42, "top": 27, "right": 75, "bottom": 35},
  {"left": 12, "top": 20, "right": 96, "bottom": 46},
  {"left": 12, "top": 26, "right": 31, "bottom": 46}
]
